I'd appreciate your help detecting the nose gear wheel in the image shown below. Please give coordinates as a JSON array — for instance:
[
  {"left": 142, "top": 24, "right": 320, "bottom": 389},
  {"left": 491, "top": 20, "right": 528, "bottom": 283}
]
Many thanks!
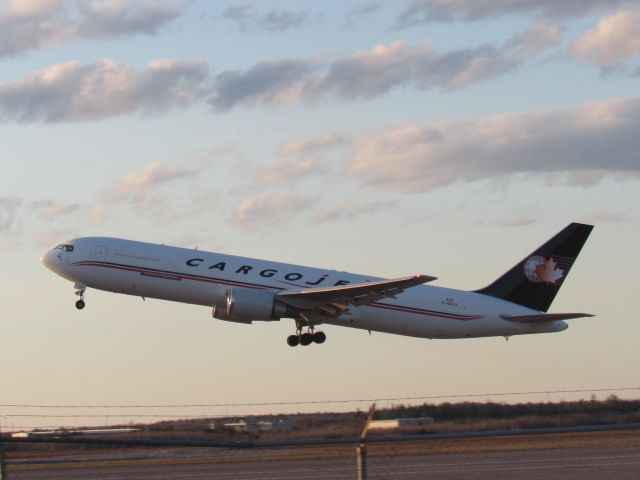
[{"left": 74, "top": 284, "right": 86, "bottom": 310}]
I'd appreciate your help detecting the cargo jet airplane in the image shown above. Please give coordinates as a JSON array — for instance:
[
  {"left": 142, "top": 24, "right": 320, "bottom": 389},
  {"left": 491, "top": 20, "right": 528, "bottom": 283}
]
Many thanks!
[{"left": 42, "top": 223, "right": 594, "bottom": 346}]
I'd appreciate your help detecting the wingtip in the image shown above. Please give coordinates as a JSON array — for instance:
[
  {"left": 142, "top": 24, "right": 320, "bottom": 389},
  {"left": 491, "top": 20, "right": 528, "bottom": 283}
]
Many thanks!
[{"left": 416, "top": 274, "right": 437, "bottom": 283}]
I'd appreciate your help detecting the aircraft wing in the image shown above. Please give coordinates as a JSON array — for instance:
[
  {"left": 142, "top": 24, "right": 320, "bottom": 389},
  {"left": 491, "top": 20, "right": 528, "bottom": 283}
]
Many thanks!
[
  {"left": 277, "top": 274, "right": 436, "bottom": 318},
  {"left": 501, "top": 312, "right": 594, "bottom": 323}
]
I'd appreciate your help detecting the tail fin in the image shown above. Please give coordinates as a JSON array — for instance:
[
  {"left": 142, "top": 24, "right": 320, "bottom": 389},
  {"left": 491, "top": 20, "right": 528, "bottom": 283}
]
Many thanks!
[{"left": 475, "top": 223, "right": 593, "bottom": 312}]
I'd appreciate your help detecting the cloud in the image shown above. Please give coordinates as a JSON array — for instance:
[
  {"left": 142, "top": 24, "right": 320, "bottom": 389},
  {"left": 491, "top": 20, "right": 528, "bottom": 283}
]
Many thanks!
[
  {"left": 347, "top": 97, "right": 640, "bottom": 192},
  {"left": 77, "top": 0, "right": 181, "bottom": 37},
  {"left": 210, "top": 31, "right": 554, "bottom": 111},
  {"left": 395, "top": 0, "right": 636, "bottom": 27},
  {"left": 99, "top": 160, "right": 199, "bottom": 221},
  {"left": 85, "top": 205, "right": 109, "bottom": 225},
  {"left": 36, "top": 228, "right": 78, "bottom": 248},
  {"left": 419, "top": 43, "right": 517, "bottom": 90},
  {"left": 345, "top": 2, "right": 382, "bottom": 29},
  {"left": 314, "top": 199, "right": 397, "bottom": 224},
  {"left": 1, "top": 195, "right": 84, "bottom": 246},
  {"left": 230, "top": 193, "right": 315, "bottom": 231},
  {"left": 182, "top": 142, "right": 243, "bottom": 170},
  {"left": 30, "top": 199, "right": 80, "bottom": 219},
  {"left": 278, "top": 132, "right": 348, "bottom": 157},
  {"left": 110, "top": 160, "right": 196, "bottom": 197},
  {"left": 581, "top": 210, "right": 636, "bottom": 224},
  {"left": 210, "top": 59, "right": 312, "bottom": 111},
  {"left": 0, "top": 26, "right": 567, "bottom": 121},
  {"left": 305, "top": 41, "right": 426, "bottom": 99},
  {"left": 232, "top": 133, "right": 347, "bottom": 193},
  {"left": 571, "top": 11, "right": 640, "bottom": 69},
  {"left": 504, "top": 21, "right": 561, "bottom": 58},
  {"left": 306, "top": 36, "right": 544, "bottom": 98},
  {"left": 25, "top": 150, "right": 233, "bottom": 241},
  {"left": 247, "top": 133, "right": 348, "bottom": 188},
  {"left": 478, "top": 213, "right": 538, "bottom": 227},
  {"left": 0, "top": 0, "right": 180, "bottom": 58},
  {"left": 0, "top": 58, "right": 210, "bottom": 123},
  {"left": 261, "top": 10, "right": 313, "bottom": 32},
  {"left": 253, "top": 158, "right": 329, "bottom": 188},
  {"left": 0, "top": 195, "right": 22, "bottom": 236},
  {"left": 220, "top": 5, "right": 314, "bottom": 33},
  {"left": 117, "top": 160, "right": 195, "bottom": 190},
  {"left": 219, "top": 5, "right": 252, "bottom": 31}
]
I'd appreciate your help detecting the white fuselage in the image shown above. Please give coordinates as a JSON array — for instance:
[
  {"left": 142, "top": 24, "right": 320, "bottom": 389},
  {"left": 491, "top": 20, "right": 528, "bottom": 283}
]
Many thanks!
[{"left": 41, "top": 237, "right": 567, "bottom": 339}]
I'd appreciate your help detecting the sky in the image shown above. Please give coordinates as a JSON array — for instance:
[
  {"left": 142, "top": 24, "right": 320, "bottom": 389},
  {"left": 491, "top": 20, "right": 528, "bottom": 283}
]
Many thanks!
[{"left": 1, "top": 0, "right": 639, "bottom": 431}]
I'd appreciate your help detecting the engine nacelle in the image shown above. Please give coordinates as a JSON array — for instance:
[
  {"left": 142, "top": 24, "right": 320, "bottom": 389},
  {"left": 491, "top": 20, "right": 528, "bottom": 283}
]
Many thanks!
[
  {"left": 212, "top": 288, "right": 287, "bottom": 323},
  {"left": 210, "top": 285, "right": 228, "bottom": 307},
  {"left": 212, "top": 306, "right": 253, "bottom": 324}
]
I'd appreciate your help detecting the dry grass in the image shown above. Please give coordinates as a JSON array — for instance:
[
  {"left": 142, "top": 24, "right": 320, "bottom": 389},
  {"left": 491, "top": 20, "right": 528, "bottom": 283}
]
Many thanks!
[{"left": 368, "top": 429, "right": 640, "bottom": 457}]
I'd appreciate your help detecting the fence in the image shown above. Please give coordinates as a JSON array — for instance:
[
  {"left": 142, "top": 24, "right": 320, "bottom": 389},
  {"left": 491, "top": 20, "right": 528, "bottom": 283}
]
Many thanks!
[{"left": 2, "top": 389, "right": 640, "bottom": 479}]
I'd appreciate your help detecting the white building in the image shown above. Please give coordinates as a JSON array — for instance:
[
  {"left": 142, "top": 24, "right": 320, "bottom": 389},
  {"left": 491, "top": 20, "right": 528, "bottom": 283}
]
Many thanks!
[
  {"left": 214, "top": 419, "right": 293, "bottom": 432},
  {"left": 368, "top": 417, "right": 434, "bottom": 430}
]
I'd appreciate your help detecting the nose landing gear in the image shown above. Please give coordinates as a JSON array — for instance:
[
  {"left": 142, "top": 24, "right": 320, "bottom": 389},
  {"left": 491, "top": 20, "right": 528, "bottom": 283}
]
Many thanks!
[{"left": 74, "top": 283, "right": 86, "bottom": 310}]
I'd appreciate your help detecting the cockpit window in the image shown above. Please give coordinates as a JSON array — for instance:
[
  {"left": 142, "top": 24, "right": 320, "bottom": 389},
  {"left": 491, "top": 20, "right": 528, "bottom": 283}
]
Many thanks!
[{"left": 54, "top": 244, "right": 74, "bottom": 252}]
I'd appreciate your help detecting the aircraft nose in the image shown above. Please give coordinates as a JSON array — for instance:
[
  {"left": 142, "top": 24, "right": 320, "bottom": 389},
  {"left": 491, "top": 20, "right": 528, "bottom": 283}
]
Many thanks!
[{"left": 41, "top": 249, "right": 57, "bottom": 271}]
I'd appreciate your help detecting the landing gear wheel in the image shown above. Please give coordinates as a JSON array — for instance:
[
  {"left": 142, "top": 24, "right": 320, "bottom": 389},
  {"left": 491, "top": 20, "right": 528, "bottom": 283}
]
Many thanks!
[
  {"left": 299, "top": 332, "right": 313, "bottom": 346},
  {"left": 312, "top": 331, "right": 326, "bottom": 344},
  {"left": 287, "top": 335, "right": 299, "bottom": 347},
  {"left": 74, "top": 283, "right": 86, "bottom": 311}
]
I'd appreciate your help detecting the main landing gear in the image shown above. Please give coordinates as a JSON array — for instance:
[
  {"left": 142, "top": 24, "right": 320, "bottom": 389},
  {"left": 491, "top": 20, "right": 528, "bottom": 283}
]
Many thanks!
[
  {"left": 287, "top": 321, "right": 326, "bottom": 347},
  {"left": 74, "top": 283, "right": 86, "bottom": 310},
  {"left": 287, "top": 331, "right": 326, "bottom": 347}
]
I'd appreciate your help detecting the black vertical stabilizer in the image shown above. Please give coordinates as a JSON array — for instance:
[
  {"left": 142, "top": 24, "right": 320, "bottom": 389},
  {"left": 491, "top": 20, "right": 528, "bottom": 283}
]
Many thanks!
[{"left": 474, "top": 223, "right": 593, "bottom": 312}]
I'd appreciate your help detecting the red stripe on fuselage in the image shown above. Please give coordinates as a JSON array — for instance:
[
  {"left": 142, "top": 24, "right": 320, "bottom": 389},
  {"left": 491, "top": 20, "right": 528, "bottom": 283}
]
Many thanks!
[
  {"left": 72, "top": 261, "right": 269, "bottom": 291},
  {"left": 72, "top": 261, "right": 485, "bottom": 321},
  {"left": 372, "top": 303, "right": 485, "bottom": 321}
]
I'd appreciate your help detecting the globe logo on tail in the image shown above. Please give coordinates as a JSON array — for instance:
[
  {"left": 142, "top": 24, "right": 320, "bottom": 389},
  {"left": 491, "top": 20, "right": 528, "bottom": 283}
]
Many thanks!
[{"left": 524, "top": 256, "right": 565, "bottom": 285}]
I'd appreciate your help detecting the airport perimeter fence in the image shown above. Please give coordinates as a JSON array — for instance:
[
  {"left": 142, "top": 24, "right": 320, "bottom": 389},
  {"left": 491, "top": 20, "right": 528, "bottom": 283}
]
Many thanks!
[{"left": 3, "top": 388, "right": 640, "bottom": 479}]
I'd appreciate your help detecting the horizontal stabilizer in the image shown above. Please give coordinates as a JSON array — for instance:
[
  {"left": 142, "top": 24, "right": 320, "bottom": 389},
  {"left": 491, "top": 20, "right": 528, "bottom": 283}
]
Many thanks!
[{"left": 501, "top": 313, "right": 594, "bottom": 323}]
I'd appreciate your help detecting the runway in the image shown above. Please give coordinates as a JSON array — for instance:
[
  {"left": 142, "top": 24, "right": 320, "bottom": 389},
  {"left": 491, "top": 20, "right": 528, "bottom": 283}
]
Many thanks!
[
  {"left": 369, "top": 447, "right": 640, "bottom": 479},
  {"left": 7, "top": 438, "right": 640, "bottom": 479},
  {"left": 8, "top": 446, "right": 640, "bottom": 479}
]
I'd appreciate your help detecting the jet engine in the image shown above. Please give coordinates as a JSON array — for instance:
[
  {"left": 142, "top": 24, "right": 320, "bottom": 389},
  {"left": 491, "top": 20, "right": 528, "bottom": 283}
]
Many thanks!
[{"left": 212, "top": 287, "right": 288, "bottom": 323}]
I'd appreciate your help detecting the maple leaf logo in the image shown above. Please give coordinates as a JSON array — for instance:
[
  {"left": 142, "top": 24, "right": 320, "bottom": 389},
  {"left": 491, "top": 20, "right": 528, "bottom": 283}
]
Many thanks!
[{"left": 534, "top": 257, "right": 564, "bottom": 284}]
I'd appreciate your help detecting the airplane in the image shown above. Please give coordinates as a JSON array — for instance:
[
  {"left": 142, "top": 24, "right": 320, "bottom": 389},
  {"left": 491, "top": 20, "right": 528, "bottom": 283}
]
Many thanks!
[{"left": 41, "top": 223, "right": 594, "bottom": 346}]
